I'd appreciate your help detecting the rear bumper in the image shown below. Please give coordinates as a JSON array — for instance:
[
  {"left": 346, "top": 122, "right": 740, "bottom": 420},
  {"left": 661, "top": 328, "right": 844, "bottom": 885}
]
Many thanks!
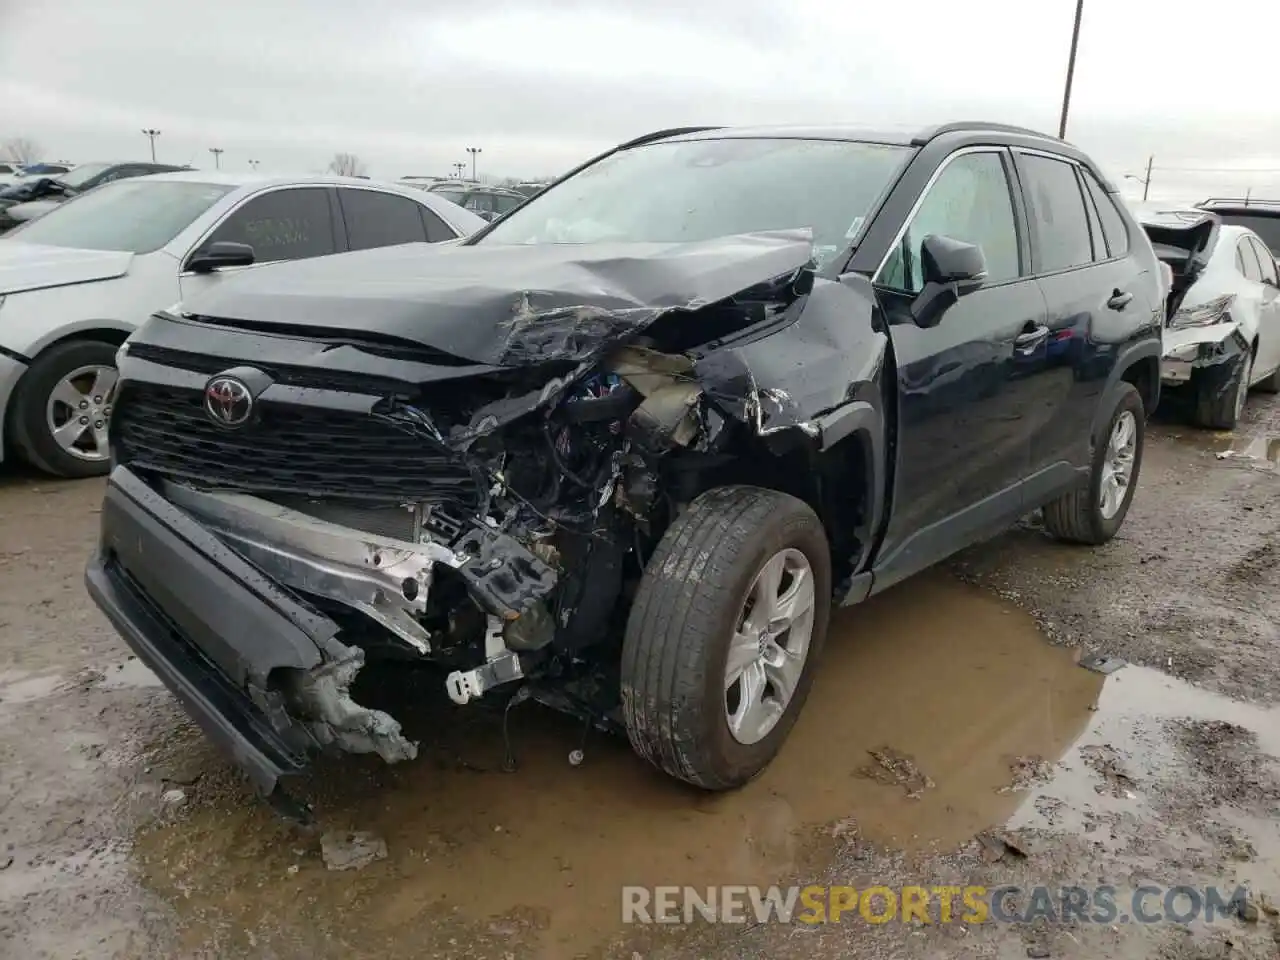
[{"left": 84, "top": 465, "right": 339, "bottom": 795}]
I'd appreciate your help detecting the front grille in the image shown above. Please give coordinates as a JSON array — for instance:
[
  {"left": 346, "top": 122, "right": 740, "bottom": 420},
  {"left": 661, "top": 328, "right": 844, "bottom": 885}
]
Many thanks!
[{"left": 114, "top": 383, "right": 482, "bottom": 507}]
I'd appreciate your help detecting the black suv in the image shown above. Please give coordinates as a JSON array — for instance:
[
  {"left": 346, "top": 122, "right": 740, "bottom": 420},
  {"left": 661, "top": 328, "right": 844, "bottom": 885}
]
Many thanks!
[{"left": 87, "top": 122, "right": 1164, "bottom": 812}]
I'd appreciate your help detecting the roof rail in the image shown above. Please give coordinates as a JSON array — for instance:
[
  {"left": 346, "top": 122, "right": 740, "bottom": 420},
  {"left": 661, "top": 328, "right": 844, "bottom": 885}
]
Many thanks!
[
  {"left": 910, "top": 121, "right": 1059, "bottom": 147},
  {"left": 616, "top": 126, "right": 724, "bottom": 150},
  {"left": 1199, "top": 197, "right": 1280, "bottom": 209}
]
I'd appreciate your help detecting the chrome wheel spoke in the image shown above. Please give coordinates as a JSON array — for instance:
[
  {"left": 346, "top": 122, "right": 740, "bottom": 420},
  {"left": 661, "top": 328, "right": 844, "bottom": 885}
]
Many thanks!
[
  {"left": 52, "top": 417, "right": 89, "bottom": 452},
  {"left": 725, "top": 629, "right": 760, "bottom": 690},
  {"left": 49, "top": 378, "right": 86, "bottom": 411},
  {"left": 724, "top": 546, "right": 817, "bottom": 746},
  {"left": 763, "top": 646, "right": 804, "bottom": 705},
  {"left": 90, "top": 366, "right": 118, "bottom": 403}
]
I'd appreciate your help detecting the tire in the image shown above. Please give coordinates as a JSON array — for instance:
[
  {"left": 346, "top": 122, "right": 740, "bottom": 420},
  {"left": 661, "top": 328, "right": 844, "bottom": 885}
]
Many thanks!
[
  {"left": 8, "top": 340, "right": 119, "bottom": 479},
  {"left": 621, "top": 485, "right": 832, "bottom": 790},
  {"left": 1042, "top": 382, "right": 1144, "bottom": 546},
  {"left": 1193, "top": 350, "right": 1251, "bottom": 430}
]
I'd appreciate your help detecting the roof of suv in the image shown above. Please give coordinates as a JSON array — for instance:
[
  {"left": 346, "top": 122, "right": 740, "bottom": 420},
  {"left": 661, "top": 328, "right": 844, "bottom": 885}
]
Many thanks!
[{"left": 637, "top": 120, "right": 1063, "bottom": 149}]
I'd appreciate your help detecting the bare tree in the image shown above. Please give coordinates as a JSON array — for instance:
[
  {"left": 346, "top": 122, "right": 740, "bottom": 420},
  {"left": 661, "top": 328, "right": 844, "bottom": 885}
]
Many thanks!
[
  {"left": 327, "top": 152, "right": 367, "bottom": 177},
  {"left": 2, "top": 137, "right": 42, "bottom": 163}
]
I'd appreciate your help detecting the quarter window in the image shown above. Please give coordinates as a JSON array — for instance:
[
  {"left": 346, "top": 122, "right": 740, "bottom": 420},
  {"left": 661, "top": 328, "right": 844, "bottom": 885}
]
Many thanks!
[
  {"left": 205, "top": 187, "right": 337, "bottom": 263},
  {"left": 420, "top": 206, "right": 457, "bottom": 243},
  {"left": 1018, "top": 154, "right": 1094, "bottom": 272},
  {"left": 338, "top": 188, "right": 429, "bottom": 250},
  {"left": 1250, "top": 237, "right": 1277, "bottom": 284},
  {"left": 878, "top": 151, "right": 1021, "bottom": 293},
  {"left": 1081, "top": 169, "right": 1130, "bottom": 257},
  {"left": 1237, "top": 239, "right": 1263, "bottom": 282}
]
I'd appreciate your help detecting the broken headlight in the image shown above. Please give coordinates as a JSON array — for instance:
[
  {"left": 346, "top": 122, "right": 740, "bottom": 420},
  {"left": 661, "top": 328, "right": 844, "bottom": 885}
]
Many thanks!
[{"left": 1169, "top": 293, "right": 1235, "bottom": 330}]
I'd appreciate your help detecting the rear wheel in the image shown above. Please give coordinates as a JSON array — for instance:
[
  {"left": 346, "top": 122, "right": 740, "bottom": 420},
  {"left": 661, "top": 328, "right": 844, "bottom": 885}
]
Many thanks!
[
  {"left": 621, "top": 486, "right": 832, "bottom": 790},
  {"left": 1194, "top": 350, "right": 1251, "bottom": 430},
  {"left": 1042, "top": 382, "right": 1144, "bottom": 546},
  {"left": 9, "top": 340, "right": 119, "bottom": 479}
]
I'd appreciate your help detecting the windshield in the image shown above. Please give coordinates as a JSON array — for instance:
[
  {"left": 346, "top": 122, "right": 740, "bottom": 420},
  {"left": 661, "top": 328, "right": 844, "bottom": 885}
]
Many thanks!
[
  {"left": 5, "top": 179, "right": 233, "bottom": 253},
  {"left": 478, "top": 137, "right": 913, "bottom": 268},
  {"left": 55, "top": 163, "right": 115, "bottom": 189},
  {"left": 433, "top": 188, "right": 468, "bottom": 206},
  {"left": 1210, "top": 213, "right": 1280, "bottom": 255}
]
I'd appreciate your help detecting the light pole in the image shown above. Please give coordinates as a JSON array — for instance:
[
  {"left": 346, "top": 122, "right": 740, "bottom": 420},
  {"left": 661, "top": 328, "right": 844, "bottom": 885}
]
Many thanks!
[
  {"left": 141, "top": 128, "right": 161, "bottom": 162},
  {"left": 1124, "top": 156, "right": 1154, "bottom": 202},
  {"left": 209, "top": 147, "right": 224, "bottom": 170},
  {"left": 248, "top": 159, "right": 259, "bottom": 171},
  {"left": 1057, "top": 0, "right": 1084, "bottom": 139},
  {"left": 452, "top": 162, "right": 464, "bottom": 178},
  {"left": 466, "top": 146, "right": 482, "bottom": 181}
]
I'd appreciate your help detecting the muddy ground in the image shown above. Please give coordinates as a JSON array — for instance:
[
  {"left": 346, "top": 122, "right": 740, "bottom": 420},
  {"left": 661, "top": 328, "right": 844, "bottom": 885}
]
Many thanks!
[{"left": 2, "top": 399, "right": 1279, "bottom": 960}]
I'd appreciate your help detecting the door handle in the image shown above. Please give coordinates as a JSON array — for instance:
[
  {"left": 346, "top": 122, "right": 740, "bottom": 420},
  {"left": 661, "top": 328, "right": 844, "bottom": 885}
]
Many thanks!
[
  {"left": 1107, "top": 289, "right": 1133, "bottom": 310},
  {"left": 1013, "top": 324, "right": 1050, "bottom": 354}
]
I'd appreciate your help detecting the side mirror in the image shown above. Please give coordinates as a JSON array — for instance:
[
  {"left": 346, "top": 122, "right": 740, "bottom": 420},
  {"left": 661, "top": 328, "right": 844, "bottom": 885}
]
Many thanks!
[
  {"left": 186, "top": 240, "right": 255, "bottom": 274},
  {"left": 910, "top": 234, "right": 988, "bottom": 328}
]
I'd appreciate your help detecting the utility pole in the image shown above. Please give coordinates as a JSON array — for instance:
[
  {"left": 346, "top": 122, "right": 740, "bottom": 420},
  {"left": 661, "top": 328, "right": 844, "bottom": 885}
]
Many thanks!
[
  {"left": 1125, "top": 156, "right": 1154, "bottom": 202},
  {"left": 1057, "top": 0, "right": 1084, "bottom": 139},
  {"left": 466, "top": 146, "right": 482, "bottom": 181},
  {"left": 141, "top": 128, "right": 161, "bottom": 162},
  {"left": 209, "top": 147, "right": 224, "bottom": 170}
]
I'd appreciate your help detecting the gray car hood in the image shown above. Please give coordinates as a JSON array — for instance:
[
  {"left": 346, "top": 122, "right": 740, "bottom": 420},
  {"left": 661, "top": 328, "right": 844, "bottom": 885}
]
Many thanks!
[
  {"left": 7, "top": 199, "right": 62, "bottom": 223},
  {"left": 0, "top": 241, "right": 134, "bottom": 296},
  {"left": 176, "top": 231, "right": 816, "bottom": 367}
]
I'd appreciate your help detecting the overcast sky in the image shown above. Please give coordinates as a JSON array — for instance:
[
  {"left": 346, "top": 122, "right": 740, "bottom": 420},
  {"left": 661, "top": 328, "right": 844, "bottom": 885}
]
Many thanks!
[{"left": 2, "top": 0, "right": 1278, "bottom": 203}]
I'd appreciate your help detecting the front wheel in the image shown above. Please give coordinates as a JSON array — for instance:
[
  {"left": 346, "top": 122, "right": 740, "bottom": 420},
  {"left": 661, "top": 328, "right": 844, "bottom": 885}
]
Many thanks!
[
  {"left": 1042, "top": 382, "right": 1145, "bottom": 546},
  {"left": 621, "top": 486, "right": 832, "bottom": 790},
  {"left": 8, "top": 340, "right": 119, "bottom": 479}
]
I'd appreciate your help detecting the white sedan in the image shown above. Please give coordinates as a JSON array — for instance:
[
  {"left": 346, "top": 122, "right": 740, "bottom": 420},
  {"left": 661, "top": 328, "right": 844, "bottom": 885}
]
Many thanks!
[{"left": 0, "top": 172, "right": 486, "bottom": 478}]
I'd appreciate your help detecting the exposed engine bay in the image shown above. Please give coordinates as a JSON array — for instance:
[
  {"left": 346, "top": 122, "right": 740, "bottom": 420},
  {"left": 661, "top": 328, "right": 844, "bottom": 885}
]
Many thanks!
[{"left": 107, "top": 230, "right": 888, "bottom": 773}]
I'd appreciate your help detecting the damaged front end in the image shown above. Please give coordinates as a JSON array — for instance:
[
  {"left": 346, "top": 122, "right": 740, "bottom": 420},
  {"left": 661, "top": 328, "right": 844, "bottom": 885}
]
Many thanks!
[{"left": 91, "top": 229, "right": 887, "bottom": 800}]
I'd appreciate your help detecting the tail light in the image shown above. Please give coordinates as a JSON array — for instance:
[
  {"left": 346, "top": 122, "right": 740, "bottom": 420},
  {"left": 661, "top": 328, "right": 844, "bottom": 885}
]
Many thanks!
[{"left": 1169, "top": 293, "right": 1235, "bottom": 329}]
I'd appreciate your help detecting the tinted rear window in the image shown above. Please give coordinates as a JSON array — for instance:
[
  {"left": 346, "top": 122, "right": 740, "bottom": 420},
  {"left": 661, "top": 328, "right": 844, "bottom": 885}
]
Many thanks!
[{"left": 1210, "top": 212, "right": 1280, "bottom": 254}]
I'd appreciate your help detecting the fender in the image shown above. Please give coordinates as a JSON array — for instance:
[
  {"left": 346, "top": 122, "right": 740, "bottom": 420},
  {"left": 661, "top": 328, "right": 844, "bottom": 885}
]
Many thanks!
[{"left": 1092, "top": 337, "right": 1162, "bottom": 443}]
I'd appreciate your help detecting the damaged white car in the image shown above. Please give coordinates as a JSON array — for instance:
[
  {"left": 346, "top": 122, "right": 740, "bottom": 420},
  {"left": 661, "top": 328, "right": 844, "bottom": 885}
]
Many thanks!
[{"left": 1137, "top": 207, "right": 1280, "bottom": 427}]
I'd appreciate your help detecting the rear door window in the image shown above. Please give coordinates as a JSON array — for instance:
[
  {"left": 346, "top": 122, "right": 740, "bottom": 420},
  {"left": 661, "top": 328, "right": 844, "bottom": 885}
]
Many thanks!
[
  {"left": 1017, "top": 154, "right": 1094, "bottom": 273},
  {"left": 205, "top": 187, "right": 337, "bottom": 263},
  {"left": 338, "top": 188, "right": 428, "bottom": 251}
]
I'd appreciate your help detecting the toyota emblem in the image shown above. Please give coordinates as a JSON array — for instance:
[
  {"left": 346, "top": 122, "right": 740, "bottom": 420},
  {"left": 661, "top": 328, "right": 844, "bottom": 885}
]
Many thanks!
[{"left": 203, "top": 376, "right": 254, "bottom": 427}]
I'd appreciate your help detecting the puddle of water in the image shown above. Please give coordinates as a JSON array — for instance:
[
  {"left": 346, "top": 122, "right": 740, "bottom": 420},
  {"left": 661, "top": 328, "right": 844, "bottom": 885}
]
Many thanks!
[
  {"left": 1156, "top": 423, "right": 1280, "bottom": 467},
  {"left": 97, "top": 657, "right": 163, "bottom": 691},
  {"left": 1011, "top": 664, "right": 1280, "bottom": 844},
  {"left": 0, "top": 669, "right": 65, "bottom": 705},
  {"left": 136, "top": 570, "right": 1105, "bottom": 957}
]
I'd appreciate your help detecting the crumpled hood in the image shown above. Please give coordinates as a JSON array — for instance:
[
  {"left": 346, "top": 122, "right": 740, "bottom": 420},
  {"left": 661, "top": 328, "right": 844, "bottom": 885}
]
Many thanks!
[
  {"left": 177, "top": 230, "right": 816, "bottom": 367},
  {"left": 0, "top": 241, "right": 134, "bottom": 296}
]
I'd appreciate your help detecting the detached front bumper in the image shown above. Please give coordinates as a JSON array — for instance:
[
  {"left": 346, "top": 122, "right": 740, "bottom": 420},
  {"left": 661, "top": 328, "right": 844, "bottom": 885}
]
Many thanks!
[
  {"left": 84, "top": 466, "right": 336, "bottom": 795},
  {"left": 85, "top": 465, "right": 563, "bottom": 796}
]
